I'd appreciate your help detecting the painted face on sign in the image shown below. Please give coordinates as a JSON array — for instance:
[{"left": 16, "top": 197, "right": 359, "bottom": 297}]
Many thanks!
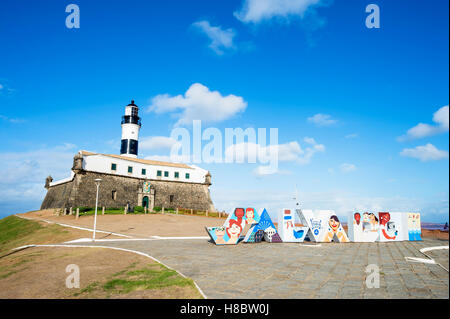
[
  {"left": 234, "top": 208, "right": 245, "bottom": 220},
  {"left": 380, "top": 213, "right": 390, "bottom": 225},
  {"left": 363, "top": 212, "right": 370, "bottom": 222},
  {"left": 329, "top": 215, "right": 340, "bottom": 232},
  {"left": 369, "top": 213, "right": 378, "bottom": 224},
  {"left": 226, "top": 220, "right": 242, "bottom": 239},
  {"left": 215, "top": 228, "right": 225, "bottom": 237},
  {"left": 354, "top": 213, "right": 361, "bottom": 225},
  {"left": 245, "top": 208, "right": 255, "bottom": 224}
]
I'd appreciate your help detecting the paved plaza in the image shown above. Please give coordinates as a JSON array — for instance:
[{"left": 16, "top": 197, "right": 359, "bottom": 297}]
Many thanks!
[{"left": 73, "top": 238, "right": 449, "bottom": 299}]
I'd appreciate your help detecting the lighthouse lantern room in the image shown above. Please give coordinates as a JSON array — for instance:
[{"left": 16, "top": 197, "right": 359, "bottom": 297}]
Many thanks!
[{"left": 120, "top": 100, "right": 141, "bottom": 158}]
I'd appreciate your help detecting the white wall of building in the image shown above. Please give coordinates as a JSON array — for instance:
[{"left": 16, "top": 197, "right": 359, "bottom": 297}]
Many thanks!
[{"left": 82, "top": 154, "right": 207, "bottom": 184}]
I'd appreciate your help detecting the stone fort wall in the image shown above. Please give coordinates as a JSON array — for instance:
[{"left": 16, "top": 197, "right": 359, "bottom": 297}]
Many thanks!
[{"left": 41, "top": 171, "right": 215, "bottom": 211}]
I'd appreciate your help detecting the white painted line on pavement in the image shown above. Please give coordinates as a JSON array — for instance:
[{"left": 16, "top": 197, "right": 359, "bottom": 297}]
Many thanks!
[
  {"left": 404, "top": 257, "right": 436, "bottom": 264},
  {"left": 151, "top": 236, "right": 209, "bottom": 240},
  {"left": 420, "top": 246, "right": 449, "bottom": 253},
  {"left": 405, "top": 245, "right": 449, "bottom": 272}
]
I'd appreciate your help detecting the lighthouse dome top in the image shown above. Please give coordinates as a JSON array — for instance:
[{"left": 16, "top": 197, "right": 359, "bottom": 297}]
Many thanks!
[{"left": 127, "top": 100, "right": 138, "bottom": 107}]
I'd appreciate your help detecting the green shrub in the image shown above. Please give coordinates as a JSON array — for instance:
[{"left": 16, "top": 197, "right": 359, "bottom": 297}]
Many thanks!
[{"left": 133, "top": 206, "right": 145, "bottom": 213}]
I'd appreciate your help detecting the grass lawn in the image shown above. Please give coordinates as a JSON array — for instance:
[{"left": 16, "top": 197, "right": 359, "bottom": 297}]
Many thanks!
[
  {"left": 0, "top": 215, "right": 75, "bottom": 256},
  {"left": 0, "top": 215, "right": 203, "bottom": 298}
]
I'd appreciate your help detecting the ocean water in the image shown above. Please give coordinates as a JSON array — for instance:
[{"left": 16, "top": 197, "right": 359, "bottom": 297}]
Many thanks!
[{"left": 421, "top": 223, "right": 448, "bottom": 231}]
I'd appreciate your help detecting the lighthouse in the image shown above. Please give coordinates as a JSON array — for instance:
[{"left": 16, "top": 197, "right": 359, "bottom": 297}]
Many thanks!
[{"left": 120, "top": 100, "right": 141, "bottom": 158}]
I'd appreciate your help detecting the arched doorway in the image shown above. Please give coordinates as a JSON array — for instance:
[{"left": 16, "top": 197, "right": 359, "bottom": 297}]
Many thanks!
[{"left": 142, "top": 196, "right": 149, "bottom": 208}]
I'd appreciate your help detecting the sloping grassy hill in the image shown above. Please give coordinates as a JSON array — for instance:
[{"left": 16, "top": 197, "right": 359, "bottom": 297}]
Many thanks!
[
  {"left": 0, "top": 215, "right": 79, "bottom": 256},
  {"left": 0, "top": 215, "right": 203, "bottom": 299}
]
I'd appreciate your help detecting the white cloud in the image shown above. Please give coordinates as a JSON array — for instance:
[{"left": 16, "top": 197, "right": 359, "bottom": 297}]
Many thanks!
[
  {"left": 0, "top": 114, "right": 26, "bottom": 124},
  {"left": 253, "top": 166, "right": 292, "bottom": 177},
  {"left": 398, "top": 105, "right": 449, "bottom": 141},
  {"left": 148, "top": 83, "right": 247, "bottom": 126},
  {"left": 303, "top": 137, "right": 316, "bottom": 145},
  {"left": 225, "top": 139, "right": 324, "bottom": 164},
  {"left": 307, "top": 113, "right": 337, "bottom": 126},
  {"left": 400, "top": 143, "right": 449, "bottom": 162},
  {"left": 0, "top": 144, "right": 77, "bottom": 212},
  {"left": 192, "top": 20, "right": 236, "bottom": 55},
  {"left": 345, "top": 133, "right": 358, "bottom": 139},
  {"left": 235, "top": 0, "right": 321, "bottom": 23},
  {"left": 0, "top": 81, "right": 16, "bottom": 96},
  {"left": 340, "top": 163, "right": 357, "bottom": 173},
  {"left": 140, "top": 136, "right": 177, "bottom": 151},
  {"left": 225, "top": 138, "right": 325, "bottom": 176}
]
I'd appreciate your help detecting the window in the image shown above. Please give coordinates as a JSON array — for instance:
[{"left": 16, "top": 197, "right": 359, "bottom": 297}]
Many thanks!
[
  {"left": 129, "top": 139, "right": 138, "bottom": 156},
  {"left": 111, "top": 163, "right": 117, "bottom": 171},
  {"left": 169, "top": 195, "right": 174, "bottom": 203},
  {"left": 164, "top": 171, "right": 169, "bottom": 177},
  {"left": 112, "top": 190, "right": 117, "bottom": 200},
  {"left": 185, "top": 173, "right": 190, "bottom": 179},
  {"left": 128, "top": 166, "right": 133, "bottom": 173},
  {"left": 157, "top": 170, "right": 162, "bottom": 177},
  {"left": 120, "top": 140, "right": 128, "bottom": 154},
  {"left": 141, "top": 168, "right": 146, "bottom": 175},
  {"left": 174, "top": 172, "right": 179, "bottom": 178}
]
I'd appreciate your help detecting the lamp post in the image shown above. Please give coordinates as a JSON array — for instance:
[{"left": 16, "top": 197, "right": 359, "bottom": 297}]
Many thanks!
[{"left": 93, "top": 178, "right": 102, "bottom": 241}]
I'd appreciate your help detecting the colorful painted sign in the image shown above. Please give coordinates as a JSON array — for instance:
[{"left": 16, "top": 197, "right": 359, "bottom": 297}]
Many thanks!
[
  {"left": 296, "top": 209, "right": 349, "bottom": 242},
  {"left": 243, "top": 209, "right": 282, "bottom": 243},
  {"left": 206, "top": 207, "right": 261, "bottom": 245},
  {"left": 378, "top": 212, "right": 403, "bottom": 242},
  {"left": 349, "top": 211, "right": 420, "bottom": 242},
  {"left": 207, "top": 208, "right": 421, "bottom": 245},
  {"left": 277, "top": 209, "right": 308, "bottom": 242},
  {"left": 407, "top": 212, "right": 422, "bottom": 241},
  {"left": 348, "top": 212, "right": 379, "bottom": 242},
  {"left": 361, "top": 212, "right": 380, "bottom": 242},
  {"left": 322, "top": 214, "right": 349, "bottom": 242},
  {"left": 296, "top": 209, "right": 328, "bottom": 242}
]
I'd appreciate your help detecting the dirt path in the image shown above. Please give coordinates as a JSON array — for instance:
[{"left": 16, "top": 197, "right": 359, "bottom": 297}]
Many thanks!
[{"left": 19, "top": 210, "right": 226, "bottom": 238}]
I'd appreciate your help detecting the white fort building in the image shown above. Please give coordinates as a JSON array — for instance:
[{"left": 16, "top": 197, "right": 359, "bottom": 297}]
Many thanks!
[{"left": 41, "top": 100, "right": 215, "bottom": 212}]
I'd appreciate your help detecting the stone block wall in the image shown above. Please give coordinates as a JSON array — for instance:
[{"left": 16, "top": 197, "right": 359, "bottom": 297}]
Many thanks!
[
  {"left": 41, "top": 171, "right": 215, "bottom": 211},
  {"left": 151, "top": 179, "right": 214, "bottom": 211},
  {"left": 40, "top": 180, "right": 75, "bottom": 209}
]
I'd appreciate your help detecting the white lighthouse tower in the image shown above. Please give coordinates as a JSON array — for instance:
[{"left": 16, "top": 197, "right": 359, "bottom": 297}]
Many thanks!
[{"left": 120, "top": 100, "right": 141, "bottom": 158}]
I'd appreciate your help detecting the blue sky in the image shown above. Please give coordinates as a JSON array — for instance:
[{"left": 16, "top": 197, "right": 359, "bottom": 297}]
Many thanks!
[{"left": 0, "top": 0, "right": 448, "bottom": 222}]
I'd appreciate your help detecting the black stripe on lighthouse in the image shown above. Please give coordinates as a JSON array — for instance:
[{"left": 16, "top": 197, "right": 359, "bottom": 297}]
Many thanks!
[{"left": 120, "top": 139, "right": 138, "bottom": 156}]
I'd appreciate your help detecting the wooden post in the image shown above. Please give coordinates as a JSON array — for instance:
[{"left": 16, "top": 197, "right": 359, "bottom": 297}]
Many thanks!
[
  {"left": 124, "top": 206, "right": 127, "bottom": 215},
  {"left": 206, "top": 210, "right": 208, "bottom": 217},
  {"left": 218, "top": 211, "right": 221, "bottom": 218},
  {"left": 162, "top": 207, "right": 165, "bottom": 215},
  {"left": 76, "top": 208, "right": 79, "bottom": 220},
  {"left": 176, "top": 208, "right": 179, "bottom": 215},
  {"left": 144, "top": 206, "right": 147, "bottom": 214},
  {"left": 69, "top": 207, "right": 73, "bottom": 215},
  {"left": 102, "top": 207, "right": 105, "bottom": 215},
  {"left": 191, "top": 209, "right": 193, "bottom": 215}
]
